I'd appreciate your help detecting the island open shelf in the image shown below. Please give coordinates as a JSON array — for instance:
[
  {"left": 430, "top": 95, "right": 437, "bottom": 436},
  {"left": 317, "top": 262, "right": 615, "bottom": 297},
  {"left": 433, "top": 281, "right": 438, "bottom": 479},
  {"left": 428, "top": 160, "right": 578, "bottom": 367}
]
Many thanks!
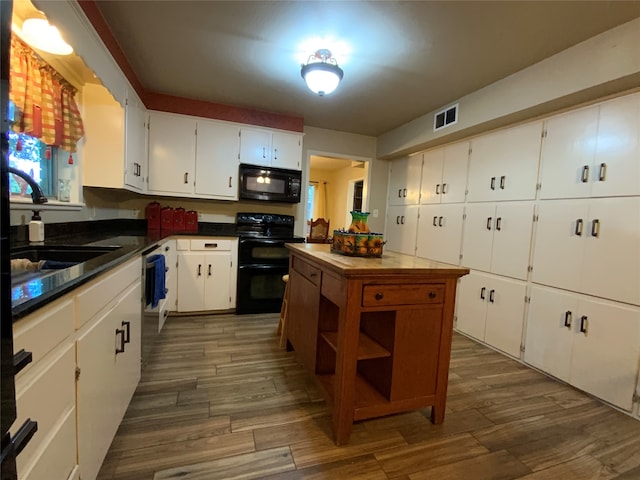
[{"left": 284, "top": 243, "right": 469, "bottom": 445}]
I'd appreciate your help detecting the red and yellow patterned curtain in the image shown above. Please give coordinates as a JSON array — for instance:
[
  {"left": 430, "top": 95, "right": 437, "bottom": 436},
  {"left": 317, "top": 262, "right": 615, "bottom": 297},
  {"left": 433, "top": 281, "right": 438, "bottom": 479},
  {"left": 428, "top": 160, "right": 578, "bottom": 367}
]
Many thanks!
[{"left": 9, "top": 35, "right": 84, "bottom": 152}]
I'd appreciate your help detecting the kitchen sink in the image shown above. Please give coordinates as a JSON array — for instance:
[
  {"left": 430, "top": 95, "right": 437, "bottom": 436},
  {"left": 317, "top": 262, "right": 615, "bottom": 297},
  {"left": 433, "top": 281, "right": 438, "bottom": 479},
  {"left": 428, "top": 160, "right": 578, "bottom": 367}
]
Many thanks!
[
  {"left": 10, "top": 245, "right": 122, "bottom": 287},
  {"left": 10, "top": 244, "right": 121, "bottom": 263}
]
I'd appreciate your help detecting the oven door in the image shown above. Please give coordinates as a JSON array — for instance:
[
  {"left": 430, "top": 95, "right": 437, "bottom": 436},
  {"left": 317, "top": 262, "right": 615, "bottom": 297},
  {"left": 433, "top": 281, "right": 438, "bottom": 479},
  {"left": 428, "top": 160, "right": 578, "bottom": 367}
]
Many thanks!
[
  {"left": 236, "top": 264, "right": 289, "bottom": 314},
  {"left": 238, "top": 238, "right": 292, "bottom": 265}
]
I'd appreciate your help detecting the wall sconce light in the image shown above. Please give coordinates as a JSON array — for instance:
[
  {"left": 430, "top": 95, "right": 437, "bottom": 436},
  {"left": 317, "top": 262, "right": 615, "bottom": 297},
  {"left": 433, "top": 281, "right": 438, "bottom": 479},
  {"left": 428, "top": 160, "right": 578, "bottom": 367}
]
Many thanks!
[
  {"left": 21, "top": 18, "right": 73, "bottom": 55},
  {"left": 301, "top": 49, "right": 343, "bottom": 96}
]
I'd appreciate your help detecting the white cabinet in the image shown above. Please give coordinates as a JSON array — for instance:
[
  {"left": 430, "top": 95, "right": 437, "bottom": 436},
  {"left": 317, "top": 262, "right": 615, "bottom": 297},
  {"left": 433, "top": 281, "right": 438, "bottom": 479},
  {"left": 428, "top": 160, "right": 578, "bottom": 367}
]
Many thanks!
[
  {"left": 416, "top": 204, "right": 464, "bottom": 265},
  {"left": 76, "top": 258, "right": 142, "bottom": 480},
  {"left": 539, "top": 93, "right": 640, "bottom": 200},
  {"left": 461, "top": 202, "right": 534, "bottom": 280},
  {"left": 467, "top": 121, "right": 542, "bottom": 202},
  {"left": 148, "top": 112, "right": 242, "bottom": 199},
  {"left": 388, "top": 155, "right": 423, "bottom": 205},
  {"left": 82, "top": 84, "right": 147, "bottom": 193},
  {"left": 195, "top": 119, "right": 240, "bottom": 199},
  {"left": 148, "top": 111, "right": 197, "bottom": 195},
  {"left": 123, "top": 88, "right": 148, "bottom": 191},
  {"left": 177, "top": 238, "right": 238, "bottom": 312},
  {"left": 239, "top": 127, "right": 302, "bottom": 170},
  {"left": 420, "top": 142, "right": 469, "bottom": 204},
  {"left": 12, "top": 296, "right": 77, "bottom": 480},
  {"left": 532, "top": 198, "right": 640, "bottom": 305},
  {"left": 456, "top": 271, "right": 527, "bottom": 358},
  {"left": 385, "top": 205, "right": 419, "bottom": 256},
  {"left": 524, "top": 285, "right": 640, "bottom": 411}
]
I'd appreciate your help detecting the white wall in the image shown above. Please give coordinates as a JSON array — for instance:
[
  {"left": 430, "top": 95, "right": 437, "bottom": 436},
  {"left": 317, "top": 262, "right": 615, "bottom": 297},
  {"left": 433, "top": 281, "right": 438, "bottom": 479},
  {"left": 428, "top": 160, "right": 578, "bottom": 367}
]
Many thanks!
[{"left": 378, "top": 17, "right": 640, "bottom": 159}]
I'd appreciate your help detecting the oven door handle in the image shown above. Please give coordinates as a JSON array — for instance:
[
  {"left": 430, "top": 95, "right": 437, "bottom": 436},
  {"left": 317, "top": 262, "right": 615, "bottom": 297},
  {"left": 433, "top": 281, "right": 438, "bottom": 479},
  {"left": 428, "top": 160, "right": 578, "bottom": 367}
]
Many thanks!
[{"left": 240, "top": 239, "right": 293, "bottom": 247}]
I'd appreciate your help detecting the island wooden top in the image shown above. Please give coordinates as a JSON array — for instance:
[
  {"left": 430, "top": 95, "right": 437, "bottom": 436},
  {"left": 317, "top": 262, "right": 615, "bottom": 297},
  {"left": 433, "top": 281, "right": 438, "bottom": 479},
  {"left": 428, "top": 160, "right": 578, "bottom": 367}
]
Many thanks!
[{"left": 286, "top": 243, "right": 469, "bottom": 279}]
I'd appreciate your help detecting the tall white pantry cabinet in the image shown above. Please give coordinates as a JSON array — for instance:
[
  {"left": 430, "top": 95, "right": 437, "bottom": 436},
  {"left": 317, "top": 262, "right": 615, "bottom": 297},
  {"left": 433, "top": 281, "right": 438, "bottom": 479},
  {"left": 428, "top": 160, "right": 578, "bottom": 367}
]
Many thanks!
[{"left": 384, "top": 91, "right": 640, "bottom": 414}]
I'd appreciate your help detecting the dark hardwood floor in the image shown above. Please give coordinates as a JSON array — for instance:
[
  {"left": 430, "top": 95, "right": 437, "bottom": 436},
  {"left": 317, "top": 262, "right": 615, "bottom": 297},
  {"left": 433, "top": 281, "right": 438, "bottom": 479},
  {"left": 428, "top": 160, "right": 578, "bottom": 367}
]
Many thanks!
[{"left": 97, "top": 313, "right": 640, "bottom": 480}]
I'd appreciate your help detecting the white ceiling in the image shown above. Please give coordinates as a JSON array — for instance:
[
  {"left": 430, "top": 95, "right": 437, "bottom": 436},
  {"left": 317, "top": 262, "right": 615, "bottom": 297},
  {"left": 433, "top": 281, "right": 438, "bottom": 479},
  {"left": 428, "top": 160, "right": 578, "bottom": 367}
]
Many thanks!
[{"left": 27, "top": 1, "right": 640, "bottom": 137}]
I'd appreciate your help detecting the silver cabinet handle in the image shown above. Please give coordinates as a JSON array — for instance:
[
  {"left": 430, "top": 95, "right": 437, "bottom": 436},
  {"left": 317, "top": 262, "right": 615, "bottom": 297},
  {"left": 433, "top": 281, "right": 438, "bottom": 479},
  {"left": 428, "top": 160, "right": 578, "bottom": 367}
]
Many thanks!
[
  {"left": 564, "top": 311, "right": 572, "bottom": 329},
  {"left": 575, "top": 218, "right": 583, "bottom": 236},
  {"left": 490, "top": 177, "right": 496, "bottom": 190},
  {"left": 598, "top": 163, "right": 607, "bottom": 181},
  {"left": 500, "top": 175, "right": 506, "bottom": 189},
  {"left": 403, "top": 188, "right": 407, "bottom": 198},
  {"left": 228, "top": 176, "right": 233, "bottom": 187},
  {"left": 580, "top": 315, "right": 588, "bottom": 335},
  {"left": 495, "top": 217, "right": 502, "bottom": 231},
  {"left": 591, "top": 219, "right": 600, "bottom": 238},
  {"left": 581, "top": 165, "right": 590, "bottom": 183},
  {"left": 486, "top": 217, "right": 492, "bottom": 230},
  {"left": 204, "top": 243, "right": 219, "bottom": 248}
]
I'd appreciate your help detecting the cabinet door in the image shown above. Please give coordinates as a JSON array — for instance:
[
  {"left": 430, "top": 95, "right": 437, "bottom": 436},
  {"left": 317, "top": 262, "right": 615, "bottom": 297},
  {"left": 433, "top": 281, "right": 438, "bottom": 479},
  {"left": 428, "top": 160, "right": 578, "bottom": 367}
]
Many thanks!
[
  {"left": 385, "top": 205, "right": 419, "bottom": 256},
  {"left": 531, "top": 200, "right": 587, "bottom": 293},
  {"left": 204, "top": 252, "right": 232, "bottom": 310},
  {"left": 524, "top": 285, "right": 576, "bottom": 383},
  {"left": 177, "top": 253, "right": 205, "bottom": 312},
  {"left": 416, "top": 204, "right": 463, "bottom": 265},
  {"left": 164, "top": 240, "right": 178, "bottom": 312},
  {"left": 419, "top": 149, "right": 443, "bottom": 204},
  {"left": 195, "top": 120, "right": 240, "bottom": 199},
  {"left": 148, "top": 112, "right": 196, "bottom": 194},
  {"left": 388, "top": 156, "right": 422, "bottom": 205},
  {"left": 539, "top": 106, "right": 598, "bottom": 199},
  {"left": 239, "top": 128, "right": 271, "bottom": 166},
  {"left": 581, "top": 197, "right": 640, "bottom": 305},
  {"left": 460, "top": 203, "right": 495, "bottom": 273},
  {"left": 124, "top": 89, "right": 147, "bottom": 192},
  {"left": 571, "top": 297, "right": 640, "bottom": 411},
  {"left": 483, "top": 276, "right": 527, "bottom": 358},
  {"left": 455, "top": 272, "right": 488, "bottom": 341},
  {"left": 490, "top": 202, "right": 534, "bottom": 280},
  {"left": 440, "top": 141, "right": 469, "bottom": 204},
  {"left": 272, "top": 131, "right": 302, "bottom": 170},
  {"left": 287, "top": 268, "right": 320, "bottom": 373},
  {"left": 591, "top": 93, "right": 640, "bottom": 197},
  {"left": 468, "top": 121, "right": 542, "bottom": 202}
]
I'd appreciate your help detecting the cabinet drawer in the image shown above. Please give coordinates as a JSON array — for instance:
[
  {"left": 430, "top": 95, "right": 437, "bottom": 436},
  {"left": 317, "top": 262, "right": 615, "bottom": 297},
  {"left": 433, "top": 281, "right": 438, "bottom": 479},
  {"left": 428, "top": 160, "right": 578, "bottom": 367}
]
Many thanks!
[
  {"left": 292, "top": 256, "right": 321, "bottom": 286},
  {"left": 76, "top": 257, "right": 141, "bottom": 329},
  {"left": 190, "top": 238, "right": 233, "bottom": 251},
  {"left": 13, "top": 297, "right": 73, "bottom": 380},
  {"left": 14, "top": 343, "right": 75, "bottom": 476},
  {"left": 362, "top": 284, "right": 445, "bottom": 307}
]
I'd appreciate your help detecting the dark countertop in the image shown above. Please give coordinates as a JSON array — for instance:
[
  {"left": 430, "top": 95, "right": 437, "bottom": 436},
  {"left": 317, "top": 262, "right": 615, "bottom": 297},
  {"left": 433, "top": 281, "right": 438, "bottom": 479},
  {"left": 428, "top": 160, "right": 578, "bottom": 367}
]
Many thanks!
[{"left": 10, "top": 220, "right": 239, "bottom": 321}]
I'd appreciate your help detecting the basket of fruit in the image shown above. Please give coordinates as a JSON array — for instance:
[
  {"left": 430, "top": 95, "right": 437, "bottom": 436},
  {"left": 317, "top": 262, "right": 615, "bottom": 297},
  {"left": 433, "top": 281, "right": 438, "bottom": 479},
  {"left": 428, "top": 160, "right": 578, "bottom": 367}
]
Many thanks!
[{"left": 330, "top": 212, "right": 385, "bottom": 257}]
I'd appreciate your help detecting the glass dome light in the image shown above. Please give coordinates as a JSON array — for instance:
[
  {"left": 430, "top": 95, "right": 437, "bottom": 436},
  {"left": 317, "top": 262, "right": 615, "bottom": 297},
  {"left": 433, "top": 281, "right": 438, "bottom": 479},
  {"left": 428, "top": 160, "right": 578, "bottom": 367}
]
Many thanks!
[
  {"left": 21, "top": 18, "right": 73, "bottom": 56},
  {"left": 301, "top": 49, "right": 343, "bottom": 96}
]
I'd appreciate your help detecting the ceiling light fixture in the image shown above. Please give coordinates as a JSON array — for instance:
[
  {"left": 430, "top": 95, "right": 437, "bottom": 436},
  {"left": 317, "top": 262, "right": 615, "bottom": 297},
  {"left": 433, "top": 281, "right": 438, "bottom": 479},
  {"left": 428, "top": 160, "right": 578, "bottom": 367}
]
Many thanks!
[
  {"left": 301, "top": 49, "right": 343, "bottom": 96},
  {"left": 21, "top": 18, "right": 73, "bottom": 55}
]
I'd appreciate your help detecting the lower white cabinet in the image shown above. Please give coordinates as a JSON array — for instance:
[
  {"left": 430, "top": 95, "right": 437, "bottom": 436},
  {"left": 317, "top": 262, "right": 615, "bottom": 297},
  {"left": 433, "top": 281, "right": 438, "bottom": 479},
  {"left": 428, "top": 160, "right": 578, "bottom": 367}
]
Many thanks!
[
  {"left": 76, "top": 260, "right": 142, "bottom": 480},
  {"left": 524, "top": 284, "right": 640, "bottom": 411},
  {"left": 416, "top": 204, "right": 464, "bottom": 265},
  {"left": 455, "top": 271, "right": 527, "bottom": 358},
  {"left": 385, "top": 205, "right": 419, "bottom": 256},
  {"left": 177, "top": 238, "right": 238, "bottom": 312}
]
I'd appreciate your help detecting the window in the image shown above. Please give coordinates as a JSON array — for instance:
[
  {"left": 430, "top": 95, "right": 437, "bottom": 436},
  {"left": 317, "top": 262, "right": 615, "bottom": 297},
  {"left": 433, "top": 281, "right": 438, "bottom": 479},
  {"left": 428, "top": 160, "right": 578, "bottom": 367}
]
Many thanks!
[
  {"left": 306, "top": 184, "right": 315, "bottom": 220},
  {"left": 7, "top": 131, "right": 58, "bottom": 199},
  {"left": 352, "top": 180, "right": 363, "bottom": 212}
]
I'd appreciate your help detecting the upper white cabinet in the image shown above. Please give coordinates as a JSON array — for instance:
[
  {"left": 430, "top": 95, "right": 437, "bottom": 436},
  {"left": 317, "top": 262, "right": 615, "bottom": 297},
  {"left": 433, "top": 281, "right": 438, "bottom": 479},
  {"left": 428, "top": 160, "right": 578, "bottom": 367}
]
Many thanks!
[
  {"left": 532, "top": 198, "right": 640, "bottom": 305},
  {"left": 195, "top": 119, "right": 240, "bottom": 200},
  {"left": 539, "top": 93, "right": 640, "bottom": 200},
  {"left": 385, "top": 205, "right": 419, "bottom": 256},
  {"left": 420, "top": 142, "right": 469, "bottom": 204},
  {"left": 148, "top": 111, "right": 241, "bottom": 199},
  {"left": 461, "top": 202, "right": 534, "bottom": 281},
  {"left": 388, "top": 155, "right": 423, "bottom": 205},
  {"left": 239, "top": 127, "right": 302, "bottom": 170},
  {"left": 148, "top": 111, "right": 197, "bottom": 196},
  {"left": 524, "top": 285, "right": 640, "bottom": 411},
  {"left": 82, "top": 84, "right": 147, "bottom": 193},
  {"left": 416, "top": 204, "right": 464, "bottom": 265},
  {"left": 467, "top": 121, "right": 543, "bottom": 202}
]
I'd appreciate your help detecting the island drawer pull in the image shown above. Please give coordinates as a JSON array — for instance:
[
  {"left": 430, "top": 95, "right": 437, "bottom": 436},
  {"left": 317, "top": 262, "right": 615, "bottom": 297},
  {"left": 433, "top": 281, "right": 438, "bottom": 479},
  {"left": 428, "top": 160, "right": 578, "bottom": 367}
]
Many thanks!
[
  {"left": 375, "top": 292, "right": 384, "bottom": 300},
  {"left": 428, "top": 291, "right": 437, "bottom": 299}
]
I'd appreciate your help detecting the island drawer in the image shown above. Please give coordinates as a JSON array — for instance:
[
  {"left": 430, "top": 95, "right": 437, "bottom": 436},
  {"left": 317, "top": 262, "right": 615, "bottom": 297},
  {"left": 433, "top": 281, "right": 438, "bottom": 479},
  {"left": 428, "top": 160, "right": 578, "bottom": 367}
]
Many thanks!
[
  {"left": 292, "top": 256, "right": 321, "bottom": 286},
  {"left": 362, "top": 283, "right": 445, "bottom": 307}
]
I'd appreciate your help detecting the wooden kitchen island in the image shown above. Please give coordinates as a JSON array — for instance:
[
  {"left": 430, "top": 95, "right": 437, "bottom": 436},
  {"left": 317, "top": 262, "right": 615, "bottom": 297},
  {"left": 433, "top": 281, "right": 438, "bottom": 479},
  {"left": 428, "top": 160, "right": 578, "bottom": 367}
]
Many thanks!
[{"left": 284, "top": 244, "right": 469, "bottom": 444}]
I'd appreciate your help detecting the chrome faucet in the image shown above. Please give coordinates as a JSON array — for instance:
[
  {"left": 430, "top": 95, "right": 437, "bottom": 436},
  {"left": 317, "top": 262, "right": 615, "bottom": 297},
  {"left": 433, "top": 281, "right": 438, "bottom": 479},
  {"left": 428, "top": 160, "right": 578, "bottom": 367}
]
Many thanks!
[{"left": 7, "top": 167, "right": 48, "bottom": 204}]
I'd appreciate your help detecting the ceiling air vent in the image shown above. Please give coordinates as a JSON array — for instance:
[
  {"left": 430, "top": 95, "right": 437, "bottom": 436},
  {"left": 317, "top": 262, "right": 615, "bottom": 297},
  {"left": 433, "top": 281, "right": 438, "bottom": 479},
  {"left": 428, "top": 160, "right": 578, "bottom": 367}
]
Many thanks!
[{"left": 433, "top": 104, "right": 459, "bottom": 132}]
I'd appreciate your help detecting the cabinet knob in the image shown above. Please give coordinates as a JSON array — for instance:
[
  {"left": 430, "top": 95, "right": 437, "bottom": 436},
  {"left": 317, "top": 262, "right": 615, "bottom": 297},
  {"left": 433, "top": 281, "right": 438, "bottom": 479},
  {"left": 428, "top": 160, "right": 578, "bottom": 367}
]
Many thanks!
[
  {"left": 374, "top": 292, "right": 384, "bottom": 300},
  {"left": 429, "top": 291, "right": 437, "bottom": 299}
]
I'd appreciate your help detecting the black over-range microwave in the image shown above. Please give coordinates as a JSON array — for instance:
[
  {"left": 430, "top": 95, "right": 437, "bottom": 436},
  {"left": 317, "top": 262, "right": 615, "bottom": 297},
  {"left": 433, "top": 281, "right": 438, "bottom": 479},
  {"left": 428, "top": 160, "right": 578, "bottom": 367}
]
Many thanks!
[{"left": 238, "top": 164, "right": 302, "bottom": 203}]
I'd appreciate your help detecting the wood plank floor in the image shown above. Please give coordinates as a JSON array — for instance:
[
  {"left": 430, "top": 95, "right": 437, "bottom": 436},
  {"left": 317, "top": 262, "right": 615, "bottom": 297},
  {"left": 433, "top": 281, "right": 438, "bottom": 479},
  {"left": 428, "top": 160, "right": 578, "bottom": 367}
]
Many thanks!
[{"left": 97, "top": 313, "right": 640, "bottom": 480}]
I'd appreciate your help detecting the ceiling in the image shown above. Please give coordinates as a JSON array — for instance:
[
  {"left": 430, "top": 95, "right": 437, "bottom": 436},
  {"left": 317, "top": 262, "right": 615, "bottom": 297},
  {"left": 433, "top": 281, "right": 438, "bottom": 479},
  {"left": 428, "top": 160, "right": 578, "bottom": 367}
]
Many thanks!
[{"left": 23, "top": 1, "right": 640, "bottom": 137}]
